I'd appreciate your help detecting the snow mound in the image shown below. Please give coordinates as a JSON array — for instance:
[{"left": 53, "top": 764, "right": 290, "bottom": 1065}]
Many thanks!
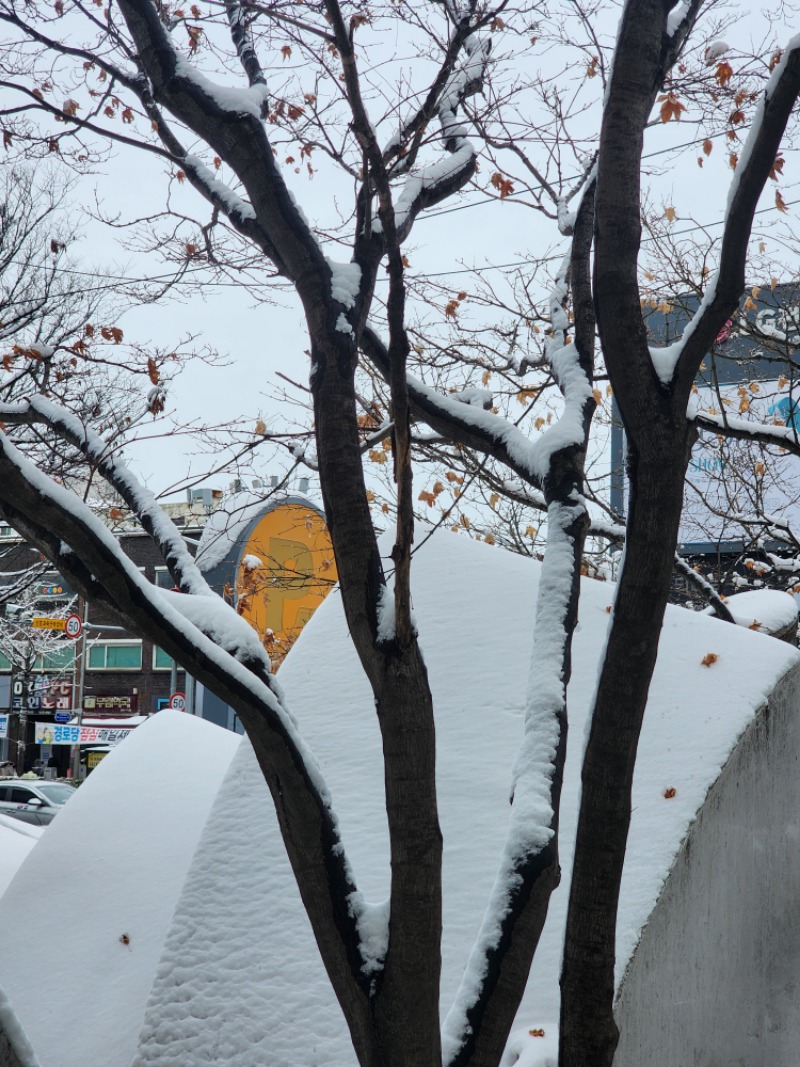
[
  {"left": 0, "top": 815, "right": 42, "bottom": 899},
  {"left": 131, "top": 531, "right": 798, "bottom": 1064},
  {"left": 724, "top": 589, "right": 798, "bottom": 635},
  {"left": 0, "top": 711, "right": 241, "bottom": 1067}
]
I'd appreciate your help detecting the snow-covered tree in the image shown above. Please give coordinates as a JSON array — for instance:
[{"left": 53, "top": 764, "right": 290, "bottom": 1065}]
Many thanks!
[
  {"left": 0, "top": 1, "right": 798, "bottom": 1065},
  {"left": 0, "top": 576, "right": 76, "bottom": 773}
]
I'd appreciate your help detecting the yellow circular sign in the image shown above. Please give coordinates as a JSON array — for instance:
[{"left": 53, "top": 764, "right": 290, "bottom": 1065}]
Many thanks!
[{"left": 237, "top": 503, "right": 337, "bottom": 669}]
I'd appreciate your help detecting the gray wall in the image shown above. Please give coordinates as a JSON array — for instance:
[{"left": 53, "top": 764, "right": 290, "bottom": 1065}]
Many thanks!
[{"left": 615, "top": 662, "right": 800, "bottom": 1067}]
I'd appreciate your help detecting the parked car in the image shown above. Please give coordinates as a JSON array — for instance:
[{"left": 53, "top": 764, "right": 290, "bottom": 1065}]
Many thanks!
[{"left": 0, "top": 779, "right": 76, "bottom": 826}]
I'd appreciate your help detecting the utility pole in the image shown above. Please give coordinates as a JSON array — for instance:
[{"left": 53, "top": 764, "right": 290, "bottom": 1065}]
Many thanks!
[
  {"left": 13, "top": 639, "right": 35, "bottom": 776},
  {"left": 70, "top": 598, "right": 89, "bottom": 781}
]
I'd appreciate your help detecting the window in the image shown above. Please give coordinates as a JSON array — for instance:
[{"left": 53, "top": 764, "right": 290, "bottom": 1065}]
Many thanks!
[
  {"left": 36, "top": 783, "right": 74, "bottom": 805},
  {"left": 152, "top": 646, "right": 174, "bottom": 670},
  {"left": 34, "top": 646, "right": 75, "bottom": 672},
  {"left": 153, "top": 567, "right": 177, "bottom": 590},
  {"left": 10, "top": 787, "right": 36, "bottom": 804},
  {"left": 87, "top": 642, "right": 142, "bottom": 670},
  {"left": 0, "top": 647, "right": 74, "bottom": 672}
]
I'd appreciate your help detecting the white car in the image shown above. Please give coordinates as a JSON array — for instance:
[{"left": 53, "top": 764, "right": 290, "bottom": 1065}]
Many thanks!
[{"left": 0, "top": 779, "right": 76, "bottom": 826}]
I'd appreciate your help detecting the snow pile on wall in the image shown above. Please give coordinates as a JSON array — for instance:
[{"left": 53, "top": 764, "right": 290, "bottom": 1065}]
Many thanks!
[
  {"left": 0, "top": 712, "right": 241, "bottom": 1067},
  {"left": 131, "top": 531, "right": 798, "bottom": 1065},
  {"left": 723, "top": 588, "right": 798, "bottom": 636}
]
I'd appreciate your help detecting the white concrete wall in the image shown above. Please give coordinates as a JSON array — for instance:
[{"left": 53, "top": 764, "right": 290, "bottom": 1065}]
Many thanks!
[{"left": 614, "top": 662, "right": 800, "bottom": 1067}]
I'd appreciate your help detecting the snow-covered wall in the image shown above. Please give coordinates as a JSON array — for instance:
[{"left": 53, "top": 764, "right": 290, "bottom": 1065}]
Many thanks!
[{"left": 614, "top": 661, "right": 800, "bottom": 1066}]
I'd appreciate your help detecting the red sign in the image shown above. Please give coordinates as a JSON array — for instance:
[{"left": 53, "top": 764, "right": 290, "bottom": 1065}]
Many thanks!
[
  {"left": 65, "top": 613, "right": 82, "bottom": 639},
  {"left": 169, "top": 692, "right": 186, "bottom": 712}
]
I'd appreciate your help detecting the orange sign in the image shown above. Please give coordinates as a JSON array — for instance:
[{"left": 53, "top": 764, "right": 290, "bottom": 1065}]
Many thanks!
[{"left": 236, "top": 503, "right": 337, "bottom": 669}]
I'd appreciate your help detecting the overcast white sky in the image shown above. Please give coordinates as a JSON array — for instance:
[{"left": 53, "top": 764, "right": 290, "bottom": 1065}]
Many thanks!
[{"left": 21, "top": 0, "right": 799, "bottom": 497}]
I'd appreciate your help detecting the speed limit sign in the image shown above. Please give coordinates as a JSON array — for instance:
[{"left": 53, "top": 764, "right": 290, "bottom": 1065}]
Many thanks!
[
  {"left": 64, "top": 613, "right": 82, "bottom": 639},
  {"left": 169, "top": 692, "right": 186, "bottom": 712}
]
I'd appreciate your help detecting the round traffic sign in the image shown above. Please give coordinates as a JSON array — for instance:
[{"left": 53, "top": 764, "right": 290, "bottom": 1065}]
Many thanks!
[
  {"left": 169, "top": 691, "right": 186, "bottom": 712},
  {"left": 64, "top": 613, "right": 82, "bottom": 639}
]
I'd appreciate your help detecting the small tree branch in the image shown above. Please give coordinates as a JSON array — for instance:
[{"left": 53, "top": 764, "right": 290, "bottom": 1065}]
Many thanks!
[
  {"left": 673, "top": 37, "right": 800, "bottom": 391},
  {"left": 0, "top": 396, "right": 212, "bottom": 596}
]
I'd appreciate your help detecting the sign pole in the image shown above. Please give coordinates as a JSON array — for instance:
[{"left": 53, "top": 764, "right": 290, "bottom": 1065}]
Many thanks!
[
  {"left": 16, "top": 674, "right": 28, "bottom": 776},
  {"left": 70, "top": 599, "right": 89, "bottom": 781}
]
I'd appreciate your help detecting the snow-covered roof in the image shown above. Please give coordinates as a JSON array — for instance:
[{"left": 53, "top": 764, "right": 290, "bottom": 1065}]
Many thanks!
[
  {"left": 194, "top": 489, "right": 319, "bottom": 574},
  {"left": 194, "top": 489, "right": 268, "bottom": 573},
  {"left": 1, "top": 531, "right": 797, "bottom": 1066}
]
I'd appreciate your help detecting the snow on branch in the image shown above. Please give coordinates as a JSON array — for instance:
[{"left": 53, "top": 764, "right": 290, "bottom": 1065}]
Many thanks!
[
  {"left": 527, "top": 253, "right": 595, "bottom": 483},
  {"left": 360, "top": 325, "right": 545, "bottom": 490},
  {"left": 442, "top": 224, "right": 595, "bottom": 1063},
  {"left": 650, "top": 33, "right": 800, "bottom": 387},
  {"left": 0, "top": 423, "right": 280, "bottom": 681},
  {"left": 172, "top": 53, "right": 269, "bottom": 120},
  {"left": 117, "top": 0, "right": 323, "bottom": 283},
  {"left": 223, "top": 0, "right": 267, "bottom": 89},
  {"left": 527, "top": 344, "right": 593, "bottom": 482},
  {"left": 392, "top": 142, "right": 476, "bottom": 241},
  {"left": 556, "top": 157, "right": 597, "bottom": 237},
  {"left": 0, "top": 427, "right": 382, "bottom": 990},
  {"left": 0, "top": 396, "right": 213, "bottom": 598},
  {"left": 181, "top": 153, "right": 258, "bottom": 226},
  {"left": 437, "top": 34, "right": 490, "bottom": 148},
  {"left": 690, "top": 406, "right": 800, "bottom": 455},
  {"left": 441, "top": 498, "right": 580, "bottom": 1066},
  {"left": 383, "top": 14, "right": 488, "bottom": 167},
  {"left": 382, "top": 28, "right": 489, "bottom": 242},
  {"left": 0, "top": 559, "right": 47, "bottom": 607},
  {"left": 673, "top": 554, "right": 734, "bottom": 622}
]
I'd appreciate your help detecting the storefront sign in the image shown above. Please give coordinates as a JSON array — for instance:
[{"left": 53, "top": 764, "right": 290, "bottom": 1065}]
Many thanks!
[
  {"left": 31, "top": 616, "right": 66, "bottom": 631},
  {"left": 12, "top": 678, "right": 72, "bottom": 713},
  {"left": 34, "top": 579, "right": 73, "bottom": 600},
  {"left": 33, "top": 723, "right": 135, "bottom": 746},
  {"left": 87, "top": 752, "right": 108, "bottom": 769},
  {"left": 0, "top": 714, "right": 7, "bottom": 739},
  {"left": 83, "top": 694, "right": 137, "bottom": 714}
]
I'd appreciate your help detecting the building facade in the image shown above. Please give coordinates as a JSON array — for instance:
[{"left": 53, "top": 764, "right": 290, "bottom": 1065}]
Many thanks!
[{"left": 0, "top": 486, "right": 337, "bottom": 775}]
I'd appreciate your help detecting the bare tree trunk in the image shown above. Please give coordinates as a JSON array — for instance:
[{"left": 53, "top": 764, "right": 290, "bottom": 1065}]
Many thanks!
[
  {"left": 559, "top": 434, "right": 690, "bottom": 1067},
  {"left": 310, "top": 320, "right": 443, "bottom": 1066}
]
